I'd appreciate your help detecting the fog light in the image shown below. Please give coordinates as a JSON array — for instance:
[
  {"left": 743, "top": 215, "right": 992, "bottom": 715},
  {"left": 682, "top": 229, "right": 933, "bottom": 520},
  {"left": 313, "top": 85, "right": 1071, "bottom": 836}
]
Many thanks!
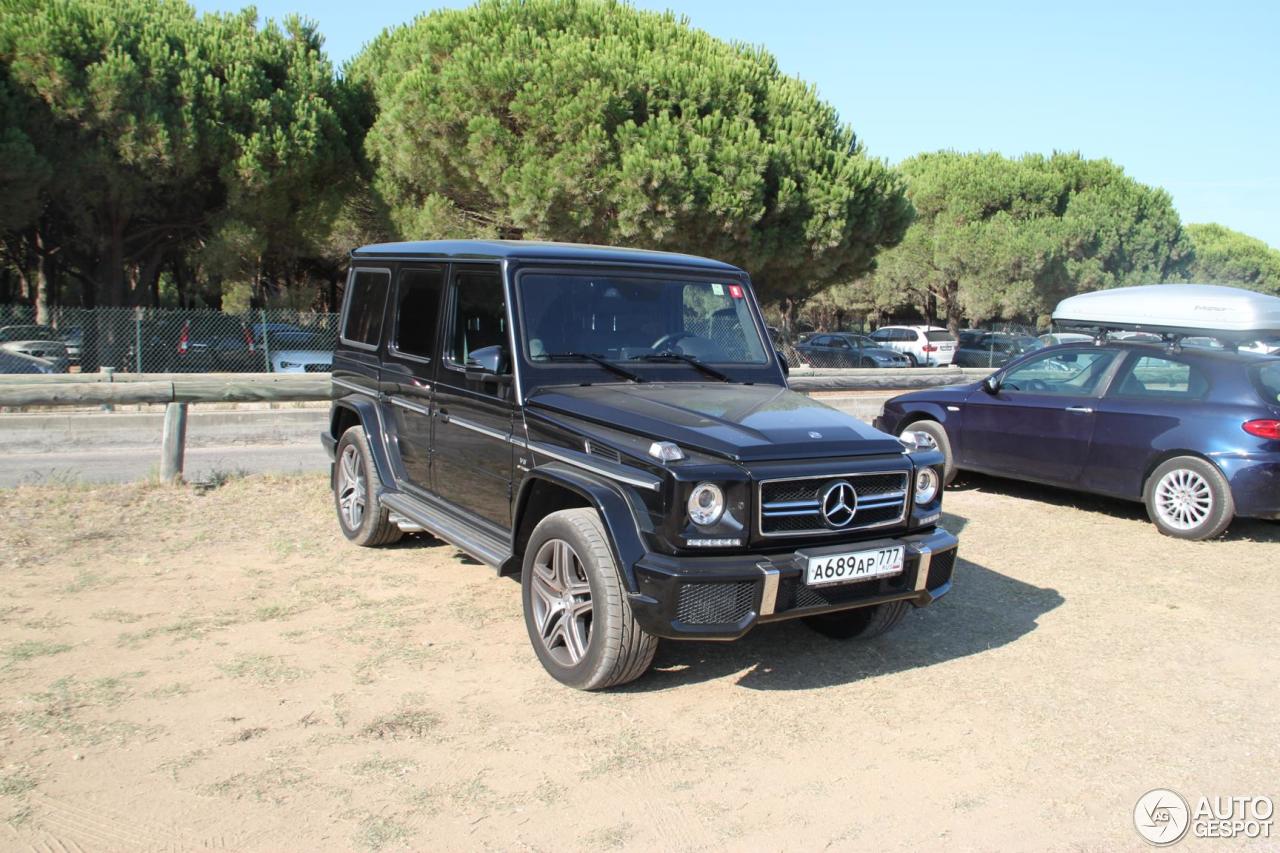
[
  {"left": 914, "top": 467, "right": 940, "bottom": 505},
  {"left": 687, "top": 482, "right": 725, "bottom": 527}
]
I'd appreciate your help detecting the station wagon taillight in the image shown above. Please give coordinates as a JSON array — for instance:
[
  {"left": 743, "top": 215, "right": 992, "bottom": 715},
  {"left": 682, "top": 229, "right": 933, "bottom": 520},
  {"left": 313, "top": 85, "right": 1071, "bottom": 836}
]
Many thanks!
[{"left": 1242, "top": 419, "right": 1280, "bottom": 440}]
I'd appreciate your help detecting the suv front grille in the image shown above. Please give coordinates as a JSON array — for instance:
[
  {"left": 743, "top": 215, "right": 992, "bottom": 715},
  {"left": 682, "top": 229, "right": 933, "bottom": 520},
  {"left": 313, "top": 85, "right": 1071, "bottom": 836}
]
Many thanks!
[{"left": 759, "top": 471, "right": 908, "bottom": 537}]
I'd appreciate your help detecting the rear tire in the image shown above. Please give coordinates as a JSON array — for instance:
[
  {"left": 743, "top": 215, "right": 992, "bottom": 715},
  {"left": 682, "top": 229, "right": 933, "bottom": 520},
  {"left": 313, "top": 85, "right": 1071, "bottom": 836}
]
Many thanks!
[
  {"left": 804, "top": 601, "right": 910, "bottom": 640},
  {"left": 1143, "top": 456, "right": 1234, "bottom": 540},
  {"left": 334, "top": 426, "right": 403, "bottom": 547},
  {"left": 521, "top": 509, "right": 658, "bottom": 690},
  {"left": 898, "top": 419, "right": 955, "bottom": 486}
]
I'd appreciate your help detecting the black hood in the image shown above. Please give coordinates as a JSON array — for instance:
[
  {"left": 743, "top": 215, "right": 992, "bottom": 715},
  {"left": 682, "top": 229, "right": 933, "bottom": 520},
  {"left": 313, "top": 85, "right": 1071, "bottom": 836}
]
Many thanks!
[{"left": 527, "top": 383, "right": 905, "bottom": 462}]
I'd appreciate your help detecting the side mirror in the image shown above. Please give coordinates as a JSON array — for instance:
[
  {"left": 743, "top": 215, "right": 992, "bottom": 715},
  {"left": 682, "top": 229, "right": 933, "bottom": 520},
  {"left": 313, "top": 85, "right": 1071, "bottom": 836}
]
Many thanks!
[
  {"left": 981, "top": 375, "right": 1000, "bottom": 395},
  {"left": 464, "top": 345, "right": 512, "bottom": 383},
  {"left": 776, "top": 350, "right": 789, "bottom": 377}
]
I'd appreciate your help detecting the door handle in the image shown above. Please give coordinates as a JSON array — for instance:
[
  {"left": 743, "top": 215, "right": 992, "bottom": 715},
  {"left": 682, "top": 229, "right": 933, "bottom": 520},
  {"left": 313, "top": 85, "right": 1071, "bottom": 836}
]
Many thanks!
[{"left": 1065, "top": 406, "right": 1094, "bottom": 414}]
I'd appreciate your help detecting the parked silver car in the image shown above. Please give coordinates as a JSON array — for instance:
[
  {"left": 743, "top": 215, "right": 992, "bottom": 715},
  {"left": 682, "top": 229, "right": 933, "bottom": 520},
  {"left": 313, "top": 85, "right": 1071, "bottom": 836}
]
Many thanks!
[{"left": 0, "top": 325, "right": 69, "bottom": 372}]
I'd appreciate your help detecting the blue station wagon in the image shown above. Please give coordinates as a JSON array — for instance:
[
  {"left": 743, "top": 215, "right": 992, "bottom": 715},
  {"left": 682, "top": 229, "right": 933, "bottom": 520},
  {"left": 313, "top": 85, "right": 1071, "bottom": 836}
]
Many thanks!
[{"left": 876, "top": 341, "right": 1280, "bottom": 539}]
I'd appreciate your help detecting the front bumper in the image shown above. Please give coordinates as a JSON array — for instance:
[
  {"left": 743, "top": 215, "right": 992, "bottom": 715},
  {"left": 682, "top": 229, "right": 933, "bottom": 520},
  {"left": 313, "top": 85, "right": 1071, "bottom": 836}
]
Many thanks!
[{"left": 628, "top": 527, "right": 959, "bottom": 640}]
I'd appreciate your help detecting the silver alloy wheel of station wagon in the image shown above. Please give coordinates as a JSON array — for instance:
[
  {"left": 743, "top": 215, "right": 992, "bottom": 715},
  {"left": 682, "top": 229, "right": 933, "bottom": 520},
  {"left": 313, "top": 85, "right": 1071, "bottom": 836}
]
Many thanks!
[
  {"left": 1143, "top": 456, "right": 1234, "bottom": 541},
  {"left": 1153, "top": 468, "right": 1213, "bottom": 531},
  {"left": 337, "top": 443, "right": 366, "bottom": 531},
  {"left": 529, "top": 538, "right": 594, "bottom": 667}
]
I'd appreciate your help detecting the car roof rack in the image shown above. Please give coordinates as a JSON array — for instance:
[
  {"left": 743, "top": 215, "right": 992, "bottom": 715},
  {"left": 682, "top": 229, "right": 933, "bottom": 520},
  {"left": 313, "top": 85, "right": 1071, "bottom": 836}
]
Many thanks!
[{"left": 1051, "top": 284, "right": 1280, "bottom": 345}]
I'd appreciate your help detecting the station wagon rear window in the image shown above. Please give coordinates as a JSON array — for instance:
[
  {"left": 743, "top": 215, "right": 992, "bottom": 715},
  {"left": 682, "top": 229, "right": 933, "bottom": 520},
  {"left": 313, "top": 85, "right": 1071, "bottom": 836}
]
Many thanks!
[
  {"left": 517, "top": 273, "right": 769, "bottom": 364},
  {"left": 1252, "top": 362, "right": 1280, "bottom": 406}
]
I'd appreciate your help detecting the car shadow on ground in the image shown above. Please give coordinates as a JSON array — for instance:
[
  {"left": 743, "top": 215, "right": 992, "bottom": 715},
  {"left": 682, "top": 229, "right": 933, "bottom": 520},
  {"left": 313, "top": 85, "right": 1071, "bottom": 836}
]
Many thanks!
[
  {"left": 619, "top": 511, "right": 1064, "bottom": 692},
  {"left": 952, "top": 472, "right": 1280, "bottom": 543}
]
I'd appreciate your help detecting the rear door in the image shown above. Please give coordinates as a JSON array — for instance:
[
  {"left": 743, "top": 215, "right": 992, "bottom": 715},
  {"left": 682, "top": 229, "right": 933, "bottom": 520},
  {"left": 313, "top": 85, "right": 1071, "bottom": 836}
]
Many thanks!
[
  {"left": 430, "top": 263, "right": 517, "bottom": 530},
  {"left": 1087, "top": 352, "right": 1213, "bottom": 497},
  {"left": 961, "top": 347, "right": 1122, "bottom": 485},
  {"left": 379, "top": 266, "right": 446, "bottom": 491}
]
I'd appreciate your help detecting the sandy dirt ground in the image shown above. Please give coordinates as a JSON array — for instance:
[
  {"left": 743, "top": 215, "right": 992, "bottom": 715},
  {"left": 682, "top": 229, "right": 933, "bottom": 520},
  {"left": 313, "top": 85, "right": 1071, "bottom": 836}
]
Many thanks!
[{"left": 0, "top": 473, "right": 1276, "bottom": 851}]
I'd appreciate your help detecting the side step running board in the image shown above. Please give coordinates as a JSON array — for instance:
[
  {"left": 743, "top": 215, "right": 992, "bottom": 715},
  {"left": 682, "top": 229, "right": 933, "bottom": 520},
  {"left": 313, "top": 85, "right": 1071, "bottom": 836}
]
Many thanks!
[{"left": 381, "top": 491, "right": 512, "bottom": 570}]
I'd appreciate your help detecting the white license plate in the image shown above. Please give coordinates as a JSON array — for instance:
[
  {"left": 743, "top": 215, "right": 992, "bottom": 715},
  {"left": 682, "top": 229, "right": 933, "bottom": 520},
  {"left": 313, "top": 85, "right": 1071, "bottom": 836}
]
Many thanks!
[{"left": 805, "top": 545, "right": 905, "bottom": 587}]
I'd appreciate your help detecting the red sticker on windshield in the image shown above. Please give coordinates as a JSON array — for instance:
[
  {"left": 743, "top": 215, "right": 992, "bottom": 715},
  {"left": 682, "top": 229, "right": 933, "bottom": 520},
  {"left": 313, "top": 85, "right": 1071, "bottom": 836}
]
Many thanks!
[{"left": 728, "top": 284, "right": 744, "bottom": 299}]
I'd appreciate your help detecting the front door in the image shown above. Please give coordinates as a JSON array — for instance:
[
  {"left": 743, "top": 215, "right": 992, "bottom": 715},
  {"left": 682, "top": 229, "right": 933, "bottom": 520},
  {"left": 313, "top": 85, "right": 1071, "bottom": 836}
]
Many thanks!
[
  {"left": 430, "top": 264, "right": 516, "bottom": 529},
  {"left": 380, "top": 266, "right": 446, "bottom": 491},
  {"left": 961, "top": 347, "right": 1121, "bottom": 485}
]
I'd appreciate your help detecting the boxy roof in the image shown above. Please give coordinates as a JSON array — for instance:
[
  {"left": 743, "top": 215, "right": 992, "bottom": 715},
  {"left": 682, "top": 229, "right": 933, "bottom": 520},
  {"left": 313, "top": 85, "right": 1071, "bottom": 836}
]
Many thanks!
[
  {"left": 351, "top": 239, "right": 743, "bottom": 273},
  {"left": 1053, "top": 284, "right": 1280, "bottom": 343}
]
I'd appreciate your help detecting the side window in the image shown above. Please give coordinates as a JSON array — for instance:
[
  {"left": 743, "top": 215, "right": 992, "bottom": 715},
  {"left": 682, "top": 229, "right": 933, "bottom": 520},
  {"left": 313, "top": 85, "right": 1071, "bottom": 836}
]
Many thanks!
[
  {"left": 1113, "top": 356, "right": 1208, "bottom": 399},
  {"left": 830, "top": 337, "right": 850, "bottom": 349},
  {"left": 1002, "top": 349, "right": 1118, "bottom": 396},
  {"left": 811, "top": 335, "right": 831, "bottom": 347},
  {"left": 342, "top": 269, "right": 390, "bottom": 347},
  {"left": 392, "top": 267, "right": 445, "bottom": 360},
  {"left": 870, "top": 329, "right": 890, "bottom": 342},
  {"left": 445, "top": 267, "right": 509, "bottom": 376}
]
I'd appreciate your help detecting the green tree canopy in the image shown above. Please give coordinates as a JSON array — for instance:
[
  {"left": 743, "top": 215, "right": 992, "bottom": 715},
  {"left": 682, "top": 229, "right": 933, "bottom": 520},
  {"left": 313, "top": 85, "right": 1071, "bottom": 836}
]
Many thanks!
[
  {"left": 1183, "top": 222, "right": 1280, "bottom": 294},
  {"left": 866, "top": 151, "right": 1190, "bottom": 331},
  {"left": 350, "top": 0, "right": 912, "bottom": 304},
  {"left": 0, "top": 0, "right": 357, "bottom": 319}
]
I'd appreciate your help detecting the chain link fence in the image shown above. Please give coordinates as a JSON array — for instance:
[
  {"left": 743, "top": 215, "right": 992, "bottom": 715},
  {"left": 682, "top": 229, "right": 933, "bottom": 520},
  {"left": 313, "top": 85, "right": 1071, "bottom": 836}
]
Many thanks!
[{"left": 0, "top": 305, "right": 339, "bottom": 374}]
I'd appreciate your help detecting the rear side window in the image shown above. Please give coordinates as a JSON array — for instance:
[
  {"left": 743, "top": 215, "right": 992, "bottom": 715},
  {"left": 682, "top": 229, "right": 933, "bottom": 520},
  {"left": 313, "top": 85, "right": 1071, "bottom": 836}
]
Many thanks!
[
  {"left": 342, "top": 269, "right": 391, "bottom": 347},
  {"left": 926, "top": 330, "right": 954, "bottom": 342},
  {"left": 1113, "top": 356, "right": 1209, "bottom": 399},
  {"left": 393, "top": 267, "right": 445, "bottom": 360},
  {"left": 1252, "top": 363, "right": 1280, "bottom": 406},
  {"left": 870, "top": 329, "right": 890, "bottom": 341}
]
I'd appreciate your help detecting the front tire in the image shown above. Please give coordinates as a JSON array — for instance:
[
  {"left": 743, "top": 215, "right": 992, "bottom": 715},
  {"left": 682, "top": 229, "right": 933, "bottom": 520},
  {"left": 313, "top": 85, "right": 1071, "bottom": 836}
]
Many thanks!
[
  {"left": 899, "top": 419, "right": 955, "bottom": 486},
  {"left": 333, "top": 426, "right": 403, "bottom": 547},
  {"left": 521, "top": 509, "right": 657, "bottom": 690},
  {"left": 905, "top": 352, "right": 919, "bottom": 367},
  {"left": 1143, "top": 456, "right": 1234, "bottom": 540},
  {"left": 804, "top": 601, "right": 910, "bottom": 640}
]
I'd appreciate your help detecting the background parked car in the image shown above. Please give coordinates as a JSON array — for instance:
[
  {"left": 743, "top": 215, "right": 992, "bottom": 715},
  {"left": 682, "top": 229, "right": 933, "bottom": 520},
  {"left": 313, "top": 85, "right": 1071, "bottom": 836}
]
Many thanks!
[
  {"left": 1241, "top": 337, "right": 1280, "bottom": 356},
  {"left": 869, "top": 325, "right": 957, "bottom": 366},
  {"left": 953, "top": 331, "right": 1044, "bottom": 367},
  {"left": 0, "top": 350, "right": 58, "bottom": 374},
  {"left": 0, "top": 325, "right": 70, "bottom": 372},
  {"left": 268, "top": 332, "right": 333, "bottom": 373},
  {"left": 61, "top": 326, "right": 82, "bottom": 365},
  {"left": 793, "top": 332, "right": 912, "bottom": 368}
]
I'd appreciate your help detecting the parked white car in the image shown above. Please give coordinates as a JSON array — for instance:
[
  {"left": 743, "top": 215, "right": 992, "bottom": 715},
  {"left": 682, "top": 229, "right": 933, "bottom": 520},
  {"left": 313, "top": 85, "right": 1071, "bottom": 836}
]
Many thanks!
[
  {"left": 869, "top": 325, "right": 957, "bottom": 367},
  {"left": 268, "top": 332, "right": 333, "bottom": 373}
]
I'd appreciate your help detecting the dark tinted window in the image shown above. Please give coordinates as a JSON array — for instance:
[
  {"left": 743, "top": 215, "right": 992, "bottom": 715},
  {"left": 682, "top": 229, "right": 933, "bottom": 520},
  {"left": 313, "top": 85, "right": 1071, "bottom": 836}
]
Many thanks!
[
  {"left": 343, "top": 269, "right": 390, "bottom": 346},
  {"left": 1112, "top": 355, "right": 1209, "bottom": 399},
  {"left": 394, "top": 267, "right": 445, "bottom": 359},
  {"left": 446, "top": 268, "right": 507, "bottom": 367},
  {"left": 926, "top": 330, "right": 954, "bottom": 342}
]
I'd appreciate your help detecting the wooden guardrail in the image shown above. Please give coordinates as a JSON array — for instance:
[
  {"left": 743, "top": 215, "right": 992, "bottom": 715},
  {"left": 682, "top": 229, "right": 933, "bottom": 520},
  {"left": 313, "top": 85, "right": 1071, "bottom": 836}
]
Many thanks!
[{"left": 0, "top": 366, "right": 992, "bottom": 482}]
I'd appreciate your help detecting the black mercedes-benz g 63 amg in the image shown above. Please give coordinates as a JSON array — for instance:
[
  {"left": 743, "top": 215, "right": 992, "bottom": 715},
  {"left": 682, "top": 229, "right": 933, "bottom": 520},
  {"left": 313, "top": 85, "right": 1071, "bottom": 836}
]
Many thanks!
[{"left": 324, "top": 240, "right": 958, "bottom": 689}]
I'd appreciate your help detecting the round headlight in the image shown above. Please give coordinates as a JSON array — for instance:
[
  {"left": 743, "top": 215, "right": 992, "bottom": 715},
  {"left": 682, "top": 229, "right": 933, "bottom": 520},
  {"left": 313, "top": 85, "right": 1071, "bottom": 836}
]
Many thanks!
[
  {"left": 914, "top": 467, "right": 940, "bottom": 505},
  {"left": 687, "top": 482, "right": 725, "bottom": 527}
]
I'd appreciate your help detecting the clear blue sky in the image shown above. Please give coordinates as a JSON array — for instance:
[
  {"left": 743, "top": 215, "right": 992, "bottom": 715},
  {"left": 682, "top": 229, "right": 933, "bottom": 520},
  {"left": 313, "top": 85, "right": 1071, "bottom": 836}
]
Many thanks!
[{"left": 197, "top": 0, "right": 1280, "bottom": 248}]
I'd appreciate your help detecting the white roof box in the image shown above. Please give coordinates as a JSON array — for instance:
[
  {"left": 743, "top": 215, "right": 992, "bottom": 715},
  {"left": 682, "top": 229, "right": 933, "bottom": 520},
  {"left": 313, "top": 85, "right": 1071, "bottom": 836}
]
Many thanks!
[{"left": 1052, "top": 284, "right": 1280, "bottom": 343}]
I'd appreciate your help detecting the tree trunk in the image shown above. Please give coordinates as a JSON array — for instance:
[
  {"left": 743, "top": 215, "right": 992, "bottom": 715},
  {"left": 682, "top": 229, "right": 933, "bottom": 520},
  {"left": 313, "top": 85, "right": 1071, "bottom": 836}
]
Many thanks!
[{"left": 33, "top": 230, "right": 49, "bottom": 325}]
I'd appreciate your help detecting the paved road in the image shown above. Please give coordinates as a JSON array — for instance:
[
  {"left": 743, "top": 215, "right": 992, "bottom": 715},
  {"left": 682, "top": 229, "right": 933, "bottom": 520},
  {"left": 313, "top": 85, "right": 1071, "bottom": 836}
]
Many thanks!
[{"left": 0, "top": 444, "right": 329, "bottom": 487}]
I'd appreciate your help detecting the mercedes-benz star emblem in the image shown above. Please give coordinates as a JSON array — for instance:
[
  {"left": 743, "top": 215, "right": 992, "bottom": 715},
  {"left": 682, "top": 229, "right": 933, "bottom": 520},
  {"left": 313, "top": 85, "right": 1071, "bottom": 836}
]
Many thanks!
[{"left": 820, "top": 481, "right": 857, "bottom": 528}]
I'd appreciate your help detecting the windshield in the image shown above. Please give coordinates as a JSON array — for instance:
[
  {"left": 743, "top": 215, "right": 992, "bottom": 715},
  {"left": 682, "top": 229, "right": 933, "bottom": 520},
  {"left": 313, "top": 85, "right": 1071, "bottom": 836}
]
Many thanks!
[{"left": 517, "top": 272, "right": 769, "bottom": 366}]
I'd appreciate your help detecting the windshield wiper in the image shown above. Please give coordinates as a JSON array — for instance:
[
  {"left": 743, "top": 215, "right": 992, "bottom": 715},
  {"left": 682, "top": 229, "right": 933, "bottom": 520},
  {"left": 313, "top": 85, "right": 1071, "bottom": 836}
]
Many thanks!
[
  {"left": 629, "top": 351, "right": 732, "bottom": 382},
  {"left": 537, "top": 352, "right": 646, "bottom": 383}
]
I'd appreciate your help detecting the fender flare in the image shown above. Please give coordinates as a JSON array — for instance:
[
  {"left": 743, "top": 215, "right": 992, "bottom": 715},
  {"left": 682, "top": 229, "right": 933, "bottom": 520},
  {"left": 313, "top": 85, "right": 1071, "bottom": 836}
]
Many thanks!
[
  {"left": 330, "top": 396, "right": 397, "bottom": 490},
  {"left": 511, "top": 463, "right": 652, "bottom": 591}
]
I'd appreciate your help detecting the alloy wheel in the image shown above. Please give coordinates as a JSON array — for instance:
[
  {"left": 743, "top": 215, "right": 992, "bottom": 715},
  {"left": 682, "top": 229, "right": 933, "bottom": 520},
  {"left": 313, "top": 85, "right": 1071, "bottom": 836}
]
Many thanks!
[
  {"left": 529, "top": 538, "right": 594, "bottom": 666},
  {"left": 1154, "top": 468, "right": 1213, "bottom": 530},
  {"left": 337, "top": 444, "right": 366, "bottom": 531}
]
